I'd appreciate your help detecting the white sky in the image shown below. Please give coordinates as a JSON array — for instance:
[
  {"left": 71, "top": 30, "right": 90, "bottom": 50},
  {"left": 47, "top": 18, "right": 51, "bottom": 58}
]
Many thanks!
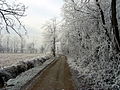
[{"left": 17, "top": 0, "right": 64, "bottom": 46}]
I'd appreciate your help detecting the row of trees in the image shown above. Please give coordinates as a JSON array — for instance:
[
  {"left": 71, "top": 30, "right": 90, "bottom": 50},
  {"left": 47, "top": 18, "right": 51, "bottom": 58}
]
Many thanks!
[
  {"left": 0, "top": 34, "right": 42, "bottom": 53},
  {"left": 60, "top": 0, "right": 120, "bottom": 89},
  {"left": 0, "top": 0, "right": 46, "bottom": 54},
  {"left": 0, "top": 0, "right": 26, "bottom": 53},
  {"left": 61, "top": 0, "right": 120, "bottom": 55},
  {"left": 0, "top": 0, "right": 61, "bottom": 55}
]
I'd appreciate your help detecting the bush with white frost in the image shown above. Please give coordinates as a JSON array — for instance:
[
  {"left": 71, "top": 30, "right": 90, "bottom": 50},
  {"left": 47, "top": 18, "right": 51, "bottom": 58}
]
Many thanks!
[{"left": 0, "top": 55, "right": 51, "bottom": 88}]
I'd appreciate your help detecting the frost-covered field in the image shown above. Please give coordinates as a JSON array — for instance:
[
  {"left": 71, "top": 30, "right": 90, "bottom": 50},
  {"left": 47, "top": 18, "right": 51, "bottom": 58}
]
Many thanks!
[{"left": 0, "top": 53, "right": 42, "bottom": 67}]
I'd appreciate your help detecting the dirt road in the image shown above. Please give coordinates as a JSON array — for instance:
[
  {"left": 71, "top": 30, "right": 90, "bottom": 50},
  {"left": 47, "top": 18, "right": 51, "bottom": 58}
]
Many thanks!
[{"left": 23, "top": 55, "right": 75, "bottom": 90}]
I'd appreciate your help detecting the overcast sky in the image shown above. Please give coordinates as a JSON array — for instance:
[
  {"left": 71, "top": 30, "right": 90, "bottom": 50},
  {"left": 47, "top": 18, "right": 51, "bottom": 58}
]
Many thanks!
[{"left": 17, "top": 0, "right": 64, "bottom": 45}]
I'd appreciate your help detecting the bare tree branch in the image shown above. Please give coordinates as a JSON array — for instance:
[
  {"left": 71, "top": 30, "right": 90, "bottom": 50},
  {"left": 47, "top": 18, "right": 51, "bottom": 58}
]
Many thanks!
[{"left": 0, "top": 0, "right": 26, "bottom": 37}]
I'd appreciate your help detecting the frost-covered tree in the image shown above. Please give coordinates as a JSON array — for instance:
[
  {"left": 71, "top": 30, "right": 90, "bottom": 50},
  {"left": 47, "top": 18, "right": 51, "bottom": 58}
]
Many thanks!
[
  {"left": 61, "top": 0, "right": 120, "bottom": 89},
  {"left": 42, "top": 18, "right": 60, "bottom": 57}
]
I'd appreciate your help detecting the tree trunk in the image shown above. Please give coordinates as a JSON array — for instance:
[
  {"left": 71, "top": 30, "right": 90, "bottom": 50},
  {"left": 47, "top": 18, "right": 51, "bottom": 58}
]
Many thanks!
[
  {"left": 111, "top": 0, "right": 120, "bottom": 52},
  {"left": 96, "top": 0, "right": 111, "bottom": 41},
  {"left": 53, "top": 37, "right": 56, "bottom": 57},
  {"left": 21, "top": 37, "right": 24, "bottom": 53}
]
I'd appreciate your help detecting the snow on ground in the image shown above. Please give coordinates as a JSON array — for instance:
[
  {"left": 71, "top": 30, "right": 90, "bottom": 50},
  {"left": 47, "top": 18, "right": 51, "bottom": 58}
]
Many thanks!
[
  {"left": 0, "top": 53, "right": 43, "bottom": 67},
  {"left": 67, "top": 57, "right": 81, "bottom": 89},
  {"left": 67, "top": 57, "right": 79, "bottom": 71},
  {"left": 5, "top": 57, "right": 55, "bottom": 90}
]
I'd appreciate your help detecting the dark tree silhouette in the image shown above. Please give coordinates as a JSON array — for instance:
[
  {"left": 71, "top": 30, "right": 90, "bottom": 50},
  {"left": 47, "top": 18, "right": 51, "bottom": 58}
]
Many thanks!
[{"left": 111, "top": 0, "right": 120, "bottom": 52}]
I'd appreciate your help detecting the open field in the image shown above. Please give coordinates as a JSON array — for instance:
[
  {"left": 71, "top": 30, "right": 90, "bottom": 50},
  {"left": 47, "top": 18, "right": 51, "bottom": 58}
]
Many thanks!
[{"left": 0, "top": 53, "right": 42, "bottom": 67}]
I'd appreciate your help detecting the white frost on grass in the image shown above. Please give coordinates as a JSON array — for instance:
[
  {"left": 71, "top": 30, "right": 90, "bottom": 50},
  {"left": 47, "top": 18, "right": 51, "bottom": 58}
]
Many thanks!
[
  {"left": 67, "top": 57, "right": 79, "bottom": 71},
  {"left": 0, "top": 54, "right": 43, "bottom": 68},
  {"left": 67, "top": 56, "right": 82, "bottom": 89},
  {"left": 6, "top": 57, "right": 55, "bottom": 90}
]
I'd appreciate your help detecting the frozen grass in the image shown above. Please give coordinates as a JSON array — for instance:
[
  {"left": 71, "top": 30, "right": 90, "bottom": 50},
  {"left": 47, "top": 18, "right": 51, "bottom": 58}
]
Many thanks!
[
  {"left": 6, "top": 57, "right": 55, "bottom": 90},
  {"left": 0, "top": 53, "right": 42, "bottom": 67}
]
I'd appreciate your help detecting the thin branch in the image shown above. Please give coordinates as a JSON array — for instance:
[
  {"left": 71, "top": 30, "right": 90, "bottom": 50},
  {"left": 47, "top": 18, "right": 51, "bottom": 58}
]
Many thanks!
[{"left": 0, "top": 10, "right": 10, "bottom": 33}]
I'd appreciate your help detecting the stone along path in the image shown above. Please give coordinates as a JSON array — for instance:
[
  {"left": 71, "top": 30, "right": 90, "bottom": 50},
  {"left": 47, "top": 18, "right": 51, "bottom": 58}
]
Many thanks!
[{"left": 23, "top": 55, "right": 75, "bottom": 90}]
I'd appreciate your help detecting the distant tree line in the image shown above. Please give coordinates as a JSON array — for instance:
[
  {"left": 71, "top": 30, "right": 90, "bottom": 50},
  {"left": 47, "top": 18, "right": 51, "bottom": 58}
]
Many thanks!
[
  {"left": 0, "top": 34, "right": 44, "bottom": 53},
  {"left": 0, "top": 0, "right": 46, "bottom": 54}
]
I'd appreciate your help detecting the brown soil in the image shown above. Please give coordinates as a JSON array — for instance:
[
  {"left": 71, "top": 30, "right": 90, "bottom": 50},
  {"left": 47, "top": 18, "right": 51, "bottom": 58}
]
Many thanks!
[{"left": 23, "top": 55, "right": 75, "bottom": 90}]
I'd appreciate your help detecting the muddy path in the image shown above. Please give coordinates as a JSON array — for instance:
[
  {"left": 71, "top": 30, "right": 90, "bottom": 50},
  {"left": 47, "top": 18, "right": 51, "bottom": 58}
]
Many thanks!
[{"left": 22, "top": 55, "right": 75, "bottom": 90}]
